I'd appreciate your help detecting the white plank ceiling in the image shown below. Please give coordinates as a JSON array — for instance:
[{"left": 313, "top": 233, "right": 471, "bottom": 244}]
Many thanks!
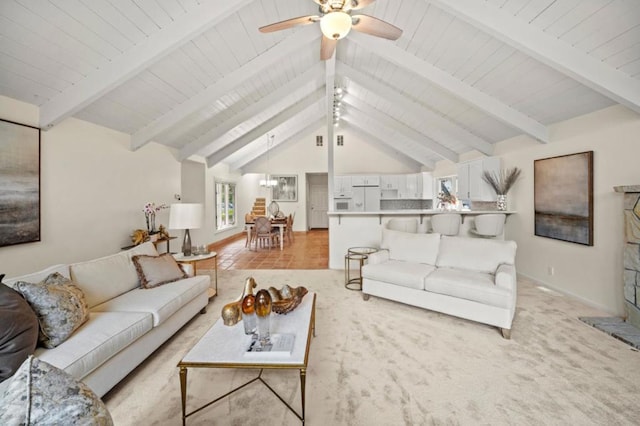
[{"left": 1, "top": 0, "right": 638, "bottom": 170}]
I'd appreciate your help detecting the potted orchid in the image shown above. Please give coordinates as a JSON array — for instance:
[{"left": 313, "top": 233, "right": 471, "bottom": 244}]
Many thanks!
[{"left": 143, "top": 202, "right": 167, "bottom": 234}]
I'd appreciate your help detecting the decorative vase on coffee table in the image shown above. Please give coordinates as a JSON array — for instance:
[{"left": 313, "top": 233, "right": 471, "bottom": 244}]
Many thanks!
[{"left": 254, "top": 290, "right": 272, "bottom": 346}]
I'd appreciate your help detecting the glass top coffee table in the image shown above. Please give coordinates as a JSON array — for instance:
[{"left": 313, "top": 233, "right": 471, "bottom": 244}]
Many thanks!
[{"left": 178, "top": 292, "right": 316, "bottom": 425}]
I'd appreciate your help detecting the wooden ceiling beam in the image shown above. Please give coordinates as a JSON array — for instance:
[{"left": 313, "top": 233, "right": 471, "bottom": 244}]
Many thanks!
[
  {"left": 131, "top": 26, "right": 320, "bottom": 150},
  {"left": 342, "top": 95, "right": 459, "bottom": 162},
  {"left": 348, "top": 32, "right": 550, "bottom": 143},
  {"left": 338, "top": 61, "right": 494, "bottom": 155},
  {"left": 234, "top": 118, "right": 325, "bottom": 171},
  {"left": 430, "top": 0, "right": 640, "bottom": 115},
  {"left": 39, "top": 0, "right": 254, "bottom": 131},
  {"left": 341, "top": 111, "right": 436, "bottom": 169},
  {"left": 339, "top": 121, "right": 425, "bottom": 170},
  {"left": 206, "top": 89, "right": 325, "bottom": 167},
  {"left": 178, "top": 62, "right": 325, "bottom": 160}
]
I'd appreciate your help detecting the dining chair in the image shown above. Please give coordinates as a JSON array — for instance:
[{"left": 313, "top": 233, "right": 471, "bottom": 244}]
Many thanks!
[
  {"left": 470, "top": 214, "right": 506, "bottom": 238},
  {"left": 286, "top": 214, "right": 294, "bottom": 243},
  {"left": 244, "top": 213, "right": 256, "bottom": 248},
  {"left": 254, "top": 216, "right": 277, "bottom": 250}
]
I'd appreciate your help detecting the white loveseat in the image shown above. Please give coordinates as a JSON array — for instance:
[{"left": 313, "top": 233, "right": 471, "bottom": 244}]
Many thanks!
[
  {"left": 361, "top": 228, "right": 518, "bottom": 338},
  {"left": 2, "top": 242, "right": 210, "bottom": 397}
]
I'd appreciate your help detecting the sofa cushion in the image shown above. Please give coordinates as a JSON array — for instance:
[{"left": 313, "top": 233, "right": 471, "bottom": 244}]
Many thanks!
[
  {"left": 425, "top": 268, "right": 512, "bottom": 308},
  {"left": 362, "top": 260, "right": 435, "bottom": 290},
  {"left": 3, "top": 264, "right": 70, "bottom": 289},
  {"left": 70, "top": 242, "right": 159, "bottom": 308},
  {"left": 91, "top": 276, "right": 209, "bottom": 327},
  {"left": 0, "top": 355, "right": 113, "bottom": 426},
  {"left": 15, "top": 273, "right": 90, "bottom": 349},
  {"left": 436, "top": 236, "right": 517, "bottom": 274},
  {"left": 132, "top": 253, "right": 188, "bottom": 289},
  {"left": 35, "top": 311, "right": 152, "bottom": 380},
  {"left": 381, "top": 227, "right": 441, "bottom": 265},
  {"left": 0, "top": 284, "right": 39, "bottom": 382}
]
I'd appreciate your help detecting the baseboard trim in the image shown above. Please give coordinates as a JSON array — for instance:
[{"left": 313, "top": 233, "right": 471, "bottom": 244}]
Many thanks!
[{"left": 517, "top": 272, "right": 618, "bottom": 316}]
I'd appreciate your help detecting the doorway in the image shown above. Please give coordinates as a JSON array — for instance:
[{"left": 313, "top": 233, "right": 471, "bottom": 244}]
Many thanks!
[{"left": 306, "top": 173, "right": 328, "bottom": 229}]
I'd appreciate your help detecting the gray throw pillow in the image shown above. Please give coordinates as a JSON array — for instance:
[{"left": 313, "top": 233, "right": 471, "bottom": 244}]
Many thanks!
[
  {"left": 132, "top": 253, "right": 188, "bottom": 289},
  {"left": 15, "top": 272, "right": 90, "bottom": 349},
  {"left": 0, "top": 355, "right": 113, "bottom": 425},
  {"left": 0, "top": 284, "right": 39, "bottom": 382}
]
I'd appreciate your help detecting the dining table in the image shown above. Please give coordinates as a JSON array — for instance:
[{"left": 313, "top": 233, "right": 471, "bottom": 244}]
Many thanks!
[{"left": 245, "top": 218, "right": 287, "bottom": 251}]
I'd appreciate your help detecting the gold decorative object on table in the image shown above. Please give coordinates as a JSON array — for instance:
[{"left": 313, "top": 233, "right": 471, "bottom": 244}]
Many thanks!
[
  {"left": 131, "top": 229, "right": 149, "bottom": 246},
  {"left": 268, "top": 285, "right": 308, "bottom": 315},
  {"left": 221, "top": 277, "right": 257, "bottom": 326}
]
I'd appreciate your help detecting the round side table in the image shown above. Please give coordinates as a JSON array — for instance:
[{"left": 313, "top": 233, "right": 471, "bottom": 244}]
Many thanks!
[{"left": 344, "top": 247, "right": 378, "bottom": 291}]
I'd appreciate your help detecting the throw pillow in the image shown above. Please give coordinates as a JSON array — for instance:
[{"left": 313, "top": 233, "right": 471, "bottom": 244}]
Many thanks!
[
  {"left": 0, "top": 355, "right": 113, "bottom": 425},
  {"left": 132, "top": 253, "right": 188, "bottom": 289},
  {"left": 0, "top": 284, "right": 39, "bottom": 383},
  {"left": 15, "top": 272, "right": 90, "bottom": 349}
]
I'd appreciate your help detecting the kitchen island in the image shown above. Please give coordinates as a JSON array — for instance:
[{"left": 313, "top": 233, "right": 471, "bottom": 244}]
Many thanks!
[{"left": 328, "top": 210, "right": 516, "bottom": 269}]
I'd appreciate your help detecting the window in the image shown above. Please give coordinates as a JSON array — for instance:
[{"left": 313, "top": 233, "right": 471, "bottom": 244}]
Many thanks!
[{"left": 215, "top": 181, "right": 236, "bottom": 230}]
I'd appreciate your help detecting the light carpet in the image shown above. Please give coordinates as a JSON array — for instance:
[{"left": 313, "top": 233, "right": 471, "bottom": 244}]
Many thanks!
[{"left": 103, "top": 270, "right": 640, "bottom": 425}]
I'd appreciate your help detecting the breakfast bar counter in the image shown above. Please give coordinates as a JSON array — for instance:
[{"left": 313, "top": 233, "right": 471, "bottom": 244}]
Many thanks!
[{"left": 328, "top": 210, "right": 516, "bottom": 269}]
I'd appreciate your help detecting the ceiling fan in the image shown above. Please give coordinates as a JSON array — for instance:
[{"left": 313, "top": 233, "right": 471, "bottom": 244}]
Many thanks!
[{"left": 259, "top": 0, "right": 403, "bottom": 60}]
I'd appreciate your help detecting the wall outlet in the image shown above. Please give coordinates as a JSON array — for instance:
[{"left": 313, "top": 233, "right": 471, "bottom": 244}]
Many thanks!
[{"left": 548, "top": 266, "right": 555, "bottom": 276}]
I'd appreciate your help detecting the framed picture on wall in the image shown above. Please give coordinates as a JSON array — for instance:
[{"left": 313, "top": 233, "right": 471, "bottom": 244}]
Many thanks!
[
  {"left": 272, "top": 175, "right": 298, "bottom": 202},
  {"left": 0, "top": 119, "right": 41, "bottom": 247},
  {"left": 534, "top": 151, "right": 594, "bottom": 246}
]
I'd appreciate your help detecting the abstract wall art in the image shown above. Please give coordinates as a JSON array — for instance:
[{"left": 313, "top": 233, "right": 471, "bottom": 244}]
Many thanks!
[
  {"left": 0, "top": 119, "right": 41, "bottom": 247},
  {"left": 534, "top": 151, "right": 593, "bottom": 246}
]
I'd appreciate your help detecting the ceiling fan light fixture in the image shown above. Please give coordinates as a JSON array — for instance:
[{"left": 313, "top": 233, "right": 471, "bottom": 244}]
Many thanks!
[{"left": 320, "top": 12, "right": 352, "bottom": 40}]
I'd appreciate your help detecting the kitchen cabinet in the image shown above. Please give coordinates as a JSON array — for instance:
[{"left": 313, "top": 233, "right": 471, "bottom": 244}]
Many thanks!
[
  {"left": 380, "top": 175, "right": 400, "bottom": 200},
  {"left": 380, "top": 175, "right": 399, "bottom": 190},
  {"left": 334, "top": 176, "right": 352, "bottom": 198},
  {"left": 351, "top": 175, "right": 380, "bottom": 187},
  {"left": 398, "top": 173, "right": 425, "bottom": 199},
  {"left": 457, "top": 157, "right": 501, "bottom": 201}
]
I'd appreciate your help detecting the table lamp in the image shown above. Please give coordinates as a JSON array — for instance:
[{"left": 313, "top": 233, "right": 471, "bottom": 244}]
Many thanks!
[{"left": 168, "top": 203, "right": 203, "bottom": 256}]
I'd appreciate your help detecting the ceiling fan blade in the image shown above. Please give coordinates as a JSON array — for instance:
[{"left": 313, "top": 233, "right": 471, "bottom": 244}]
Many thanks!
[
  {"left": 347, "top": 0, "right": 376, "bottom": 10},
  {"left": 259, "top": 15, "right": 319, "bottom": 33},
  {"left": 321, "top": 36, "right": 338, "bottom": 60},
  {"left": 351, "top": 14, "right": 403, "bottom": 40}
]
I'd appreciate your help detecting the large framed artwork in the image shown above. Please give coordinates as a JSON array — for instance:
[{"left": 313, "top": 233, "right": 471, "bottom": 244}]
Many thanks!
[
  {"left": 272, "top": 175, "right": 298, "bottom": 202},
  {"left": 534, "top": 151, "right": 593, "bottom": 246},
  {"left": 0, "top": 119, "right": 41, "bottom": 247}
]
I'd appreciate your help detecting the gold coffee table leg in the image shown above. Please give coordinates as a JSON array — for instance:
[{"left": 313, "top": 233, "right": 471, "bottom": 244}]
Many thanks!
[
  {"left": 300, "top": 368, "right": 306, "bottom": 423},
  {"left": 180, "top": 367, "right": 187, "bottom": 426}
]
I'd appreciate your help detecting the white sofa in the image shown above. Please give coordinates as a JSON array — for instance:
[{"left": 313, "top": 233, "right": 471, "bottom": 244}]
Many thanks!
[
  {"left": 362, "top": 228, "right": 518, "bottom": 338},
  {"left": 1, "top": 242, "right": 210, "bottom": 397}
]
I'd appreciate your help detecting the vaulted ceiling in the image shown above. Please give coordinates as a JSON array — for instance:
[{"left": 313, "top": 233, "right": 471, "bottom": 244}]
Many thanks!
[{"left": 1, "top": 0, "right": 639, "bottom": 171}]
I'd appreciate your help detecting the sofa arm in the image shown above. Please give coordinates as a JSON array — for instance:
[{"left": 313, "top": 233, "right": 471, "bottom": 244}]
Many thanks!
[
  {"left": 366, "top": 250, "right": 390, "bottom": 265},
  {"left": 495, "top": 263, "right": 516, "bottom": 291}
]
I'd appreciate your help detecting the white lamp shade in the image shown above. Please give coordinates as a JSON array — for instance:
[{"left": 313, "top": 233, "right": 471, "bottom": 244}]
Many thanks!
[
  {"left": 169, "top": 203, "right": 203, "bottom": 230},
  {"left": 320, "top": 12, "right": 352, "bottom": 40}
]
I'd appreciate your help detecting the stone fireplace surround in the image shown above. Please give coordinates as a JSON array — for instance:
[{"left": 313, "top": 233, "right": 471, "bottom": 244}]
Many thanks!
[{"left": 581, "top": 185, "right": 640, "bottom": 349}]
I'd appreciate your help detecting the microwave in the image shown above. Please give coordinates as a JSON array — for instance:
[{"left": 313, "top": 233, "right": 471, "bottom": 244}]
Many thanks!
[{"left": 334, "top": 199, "right": 352, "bottom": 211}]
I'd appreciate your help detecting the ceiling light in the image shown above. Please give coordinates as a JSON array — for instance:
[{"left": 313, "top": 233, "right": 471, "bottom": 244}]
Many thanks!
[{"left": 320, "top": 12, "right": 352, "bottom": 40}]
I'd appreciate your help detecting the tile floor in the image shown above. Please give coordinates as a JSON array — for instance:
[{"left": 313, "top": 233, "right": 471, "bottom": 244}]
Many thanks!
[{"left": 197, "top": 229, "right": 329, "bottom": 270}]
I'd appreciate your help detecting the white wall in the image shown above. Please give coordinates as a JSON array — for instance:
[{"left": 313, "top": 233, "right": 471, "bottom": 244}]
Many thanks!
[
  {"left": 434, "top": 105, "right": 640, "bottom": 316},
  {"left": 0, "top": 96, "right": 182, "bottom": 276},
  {"left": 241, "top": 125, "right": 420, "bottom": 230}
]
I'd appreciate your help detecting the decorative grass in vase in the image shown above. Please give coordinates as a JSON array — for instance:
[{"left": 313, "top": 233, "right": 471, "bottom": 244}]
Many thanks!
[{"left": 482, "top": 167, "right": 521, "bottom": 211}]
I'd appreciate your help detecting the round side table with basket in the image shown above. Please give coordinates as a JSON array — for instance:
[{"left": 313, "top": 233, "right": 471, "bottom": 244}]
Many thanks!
[{"left": 344, "top": 247, "right": 379, "bottom": 291}]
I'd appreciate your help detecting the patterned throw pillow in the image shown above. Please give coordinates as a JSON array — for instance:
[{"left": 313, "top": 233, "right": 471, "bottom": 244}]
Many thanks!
[
  {"left": 132, "top": 253, "right": 188, "bottom": 289},
  {"left": 16, "top": 272, "right": 90, "bottom": 349},
  {"left": 0, "top": 355, "right": 113, "bottom": 425}
]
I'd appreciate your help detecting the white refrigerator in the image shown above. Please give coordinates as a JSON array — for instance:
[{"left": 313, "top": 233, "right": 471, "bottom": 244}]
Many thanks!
[{"left": 351, "top": 186, "right": 381, "bottom": 211}]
